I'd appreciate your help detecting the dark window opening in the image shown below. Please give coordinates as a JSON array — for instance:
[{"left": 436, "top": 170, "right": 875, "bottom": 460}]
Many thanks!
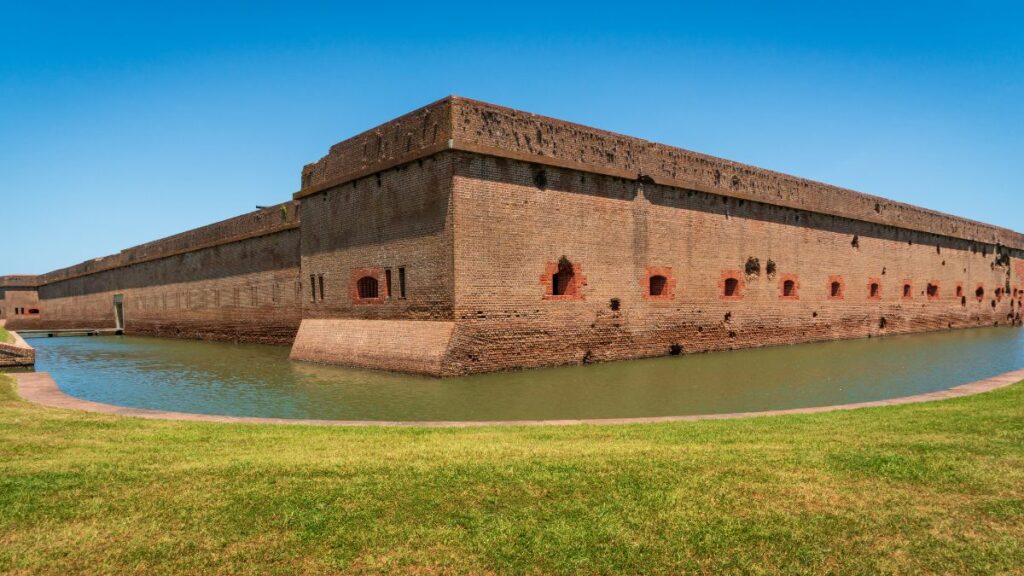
[
  {"left": 28, "top": 308, "right": 39, "bottom": 314},
  {"left": 927, "top": 284, "right": 938, "bottom": 298},
  {"left": 830, "top": 282, "right": 842, "bottom": 298},
  {"left": 318, "top": 274, "right": 325, "bottom": 301},
  {"left": 976, "top": 286, "right": 985, "bottom": 299},
  {"left": 385, "top": 269, "right": 393, "bottom": 300},
  {"left": 649, "top": 275, "right": 667, "bottom": 296},
  {"left": 398, "top": 267, "right": 406, "bottom": 299},
  {"left": 783, "top": 280, "right": 796, "bottom": 297},
  {"left": 609, "top": 298, "right": 620, "bottom": 311},
  {"left": 552, "top": 260, "right": 575, "bottom": 296},
  {"left": 870, "top": 283, "right": 880, "bottom": 298},
  {"left": 956, "top": 286, "right": 964, "bottom": 298},
  {"left": 309, "top": 274, "right": 316, "bottom": 302},
  {"left": 357, "top": 276, "right": 379, "bottom": 299},
  {"left": 903, "top": 284, "right": 912, "bottom": 298},
  {"left": 724, "top": 277, "right": 739, "bottom": 297}
]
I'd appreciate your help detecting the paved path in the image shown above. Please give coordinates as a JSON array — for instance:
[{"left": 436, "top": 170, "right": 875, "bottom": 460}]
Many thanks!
[{"left": 10, "top": 369, "right": 1024, "bottom": 428}]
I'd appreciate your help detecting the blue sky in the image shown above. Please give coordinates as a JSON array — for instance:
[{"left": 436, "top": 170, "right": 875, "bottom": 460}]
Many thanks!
[{"left": 2, "top": 1, "right": 1022, "bottom": 274}]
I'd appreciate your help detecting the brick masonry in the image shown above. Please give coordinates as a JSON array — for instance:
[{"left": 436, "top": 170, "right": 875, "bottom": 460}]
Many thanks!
[
  {"left": 4, "top": 97, "right": 1023, "bottom": 375},
  {"left": 0, "top": 328, "right": 35, "bottom": 368}
]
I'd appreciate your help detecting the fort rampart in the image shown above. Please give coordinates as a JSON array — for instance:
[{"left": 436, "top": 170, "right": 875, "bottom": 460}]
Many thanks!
[{"left": 4, "top": 97, "right": 1022, "bottom": 375}]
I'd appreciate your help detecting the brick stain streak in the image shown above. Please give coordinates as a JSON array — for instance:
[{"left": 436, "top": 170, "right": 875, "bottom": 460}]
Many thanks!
[{"left": 3, "top": 97, "right": 1024, "bottom": 375}]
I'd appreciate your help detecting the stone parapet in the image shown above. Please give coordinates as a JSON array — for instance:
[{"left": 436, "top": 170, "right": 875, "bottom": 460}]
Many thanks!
[{"left": 298, "top": 97, "right": 1024, "bottom": 250}]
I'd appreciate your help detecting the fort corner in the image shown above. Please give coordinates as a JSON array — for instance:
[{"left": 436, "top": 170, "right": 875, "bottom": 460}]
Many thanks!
[{"left": 3, "top": 96, "right": 1023, "bottom": 375}]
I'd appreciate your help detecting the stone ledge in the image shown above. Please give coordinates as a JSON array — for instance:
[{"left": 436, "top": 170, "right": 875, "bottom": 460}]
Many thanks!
[
  {"left": 0, "top": 330, "right": 35, "bottom": 367},
  {"left": 10, "top": 368, "right": 1024, "bottom": 428}
]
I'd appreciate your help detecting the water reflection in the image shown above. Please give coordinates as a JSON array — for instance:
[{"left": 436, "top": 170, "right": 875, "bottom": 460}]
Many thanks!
[{"left": 29, "top": 327, "right": 1024, "bottom": 421}]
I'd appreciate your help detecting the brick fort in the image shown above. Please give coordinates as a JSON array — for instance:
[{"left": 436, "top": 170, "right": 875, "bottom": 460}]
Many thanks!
[{"left": 3, "top": 97, "right": 1023, "bottom": 375}]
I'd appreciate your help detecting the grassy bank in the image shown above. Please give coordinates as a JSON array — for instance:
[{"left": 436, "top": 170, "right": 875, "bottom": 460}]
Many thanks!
[
  {"left": 1, "top": 374, "right": 1022, "bottom": 575},
  {"left": 0, "top": 327, "right": 12, "bottom": 344}
]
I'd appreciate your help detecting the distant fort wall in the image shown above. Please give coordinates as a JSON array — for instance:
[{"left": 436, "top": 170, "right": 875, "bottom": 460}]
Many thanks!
[{"left": 3, "top": 203, "right": 302, "bottom": 343}]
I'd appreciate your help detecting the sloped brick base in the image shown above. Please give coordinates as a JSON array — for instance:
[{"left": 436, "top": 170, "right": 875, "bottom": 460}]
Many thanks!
[{"left": 288, "top": 319, "right": 456, "bottom": 376}]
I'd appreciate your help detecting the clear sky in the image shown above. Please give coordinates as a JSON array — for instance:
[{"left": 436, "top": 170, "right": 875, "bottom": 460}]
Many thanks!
[{"left": 2, "top": 1, "right": 1022, "bottom": 274}]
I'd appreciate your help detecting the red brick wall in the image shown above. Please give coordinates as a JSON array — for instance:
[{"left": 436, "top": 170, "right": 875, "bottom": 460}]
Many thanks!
[
  {"left": 299, "top": 97, "right": 1024, "bottom": 251},
  {"left": 20, "top": 219, "right": 302, "bottom": 343},
  {"left": 443, "top": 152, "right": 1021, "bottom": 374},
  {"left": 1, "top": 288, "right": 42, "bottom": 330},
  {"left": 299, "top": 153, "right": 455, "bottom": 322}
]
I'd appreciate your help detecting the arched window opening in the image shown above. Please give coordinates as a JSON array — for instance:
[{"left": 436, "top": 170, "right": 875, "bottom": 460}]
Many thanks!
[
  {"left": 783, "top": 280, "right": 796, "bottom": 297},
  {"left": 357, "top": 276, "right": 379, "bottom": 299},
  {"left": 649, "top": 275, "right": 667, "bottom": 297},
  {"left": 830, "top": 282, "right": 842, "bottom": 298},
  {"left": 976, "top": 286, "right": 985, "bottom": 300},
  {"left": 927, "top": 283, "right": 939, "bottom": 299},
  {"left": 724, "top": 277, "right": 739, "bottom": 297},
  {"left": 903, "top": 284, "right": 912, "bottom": 298},
  {"left": 552, "top": 260, "right": 575, "bottom": 296},
  {"left": 956, "top": 285, "right": 964, "bottom": 298},
  {"left": 870, "top": 283, "right": 880, "bottom": 298}
]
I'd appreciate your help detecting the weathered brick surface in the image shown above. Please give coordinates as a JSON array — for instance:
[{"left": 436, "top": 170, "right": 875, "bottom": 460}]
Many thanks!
[
  {"left": 3, "top": 206, "right": 302, "bottom": 343},
  {"left": 300, "top": 100, "right": 452, "bottom": 194},
  {"left": 289, "top": 319, "right": 455, "bottom": 375},
  {"left": 299, "top": 153, "right": 454, "bottom": 323},
  {"left": 1, "top": 287, "right": 42, "bottom": 330},
  {"left": 442, "top": 152, "right": 1021, "bottom": 374},
  {"left": 301, "top": 97, "right": 1024, "bottom": 250},
  {"left": 0, "top": 329, "right": 35, "bottom": 368}
]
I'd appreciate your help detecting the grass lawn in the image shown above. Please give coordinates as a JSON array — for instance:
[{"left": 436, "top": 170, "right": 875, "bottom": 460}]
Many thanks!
[
  {"left": 0, "top": 327, "right": 12, "bottom": 344},
  {"left": 0, "top": 374, "right": 1022, "bottom": 575}
]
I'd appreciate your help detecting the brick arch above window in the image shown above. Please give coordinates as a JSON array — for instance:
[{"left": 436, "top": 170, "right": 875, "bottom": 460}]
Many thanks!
[
  {"left": 902, "top": 279, "right": 915, "bottom": 300},
  {"left": 827, "top": 275, "right": 845, "bottom": 301},
  {"left": 540, "top": 260, "right": 587, "bottom": 300},
  {"left": 779, "top": 273, "right": 800, "bottom": 300},
  {"left": 642, "top": 266, "right": 675, "bottom": 301},
  {"left": 719, "top": 271, "right": 744, "bottom": 301},
  {"left": 350, "top": 267, "right": 388, "bottom": 304},
  {"left": 867, "top": 277, "right": 882, "bottom": 300}
]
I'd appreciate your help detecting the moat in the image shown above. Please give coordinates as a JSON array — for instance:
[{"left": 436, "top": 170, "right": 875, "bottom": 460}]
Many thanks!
[{"left": 24, "top": 326, "right": 1024, "bottom": 422}]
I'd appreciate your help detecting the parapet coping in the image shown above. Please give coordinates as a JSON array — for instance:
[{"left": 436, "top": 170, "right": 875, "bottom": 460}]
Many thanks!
[
  {"left": 10, "top": 368, "right": 1024, "bottom": 428},
  {"left": 295, "top": 96, "right": 1024, "bottom": 251},
  {"left": 35, "top": 219, "right": 299, "bottom": 287}
]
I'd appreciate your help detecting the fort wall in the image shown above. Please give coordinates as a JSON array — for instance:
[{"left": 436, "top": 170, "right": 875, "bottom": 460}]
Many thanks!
[
  {"left": 6, "top": 204, "right": 302, "bottom": 343},
  {"left": 4, "top": 97, "right": 1022, "bottom": 375},
  {"left": 289, "top": 153, "right": 457, "bottom": 370},
  {"left": 301, "top": 97, "right": 1024, "bottom": 250},
  {"left": 446, "top": 152, "right": 1022, "bottom": 373}
]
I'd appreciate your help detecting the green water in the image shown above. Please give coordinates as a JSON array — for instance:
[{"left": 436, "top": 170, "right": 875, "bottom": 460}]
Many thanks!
[{"left": 28, "top": 327, "right": 1024, "bottom": 421}]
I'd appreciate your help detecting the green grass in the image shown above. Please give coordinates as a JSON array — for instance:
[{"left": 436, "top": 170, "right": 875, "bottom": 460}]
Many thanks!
[
  {"left": 0, "top": 327, "right": 12, "bottom": 344},
  {"left": 1, "top": 374, "right": 1022, "bottom": 575}
]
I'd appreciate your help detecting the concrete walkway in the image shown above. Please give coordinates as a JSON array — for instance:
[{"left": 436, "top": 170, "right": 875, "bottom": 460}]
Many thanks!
[{"left": 10, "top": 369, "right": 1024, "bottom": 428}]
